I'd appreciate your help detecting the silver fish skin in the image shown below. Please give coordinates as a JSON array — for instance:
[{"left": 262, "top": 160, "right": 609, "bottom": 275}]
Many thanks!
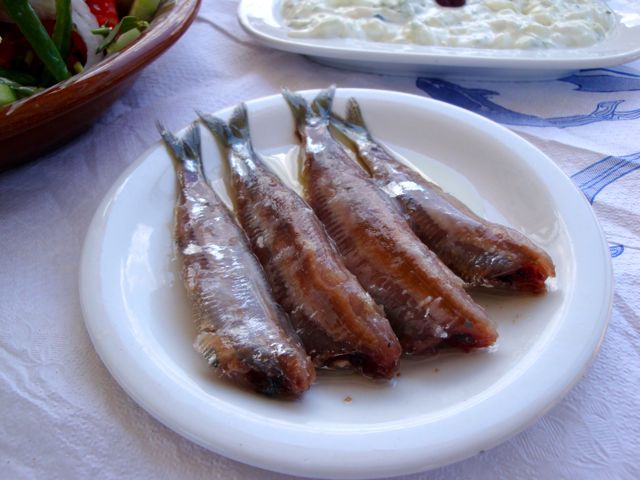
[
  {"left": 282, "top": 88, "right": 497, "bottom": 354},
  {"left": 158, "top": 122, "right": 315, "bottom": 398},
  {"left": 200, "top": 105, "right": 402, "bottom": 379},
  {"left": 330, "top": 98, "right": 556, "bottom": 294}
]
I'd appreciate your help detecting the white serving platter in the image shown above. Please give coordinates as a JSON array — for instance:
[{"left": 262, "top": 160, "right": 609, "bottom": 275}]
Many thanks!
[{"left": 238, "top": 0, "right": 640, "bottom": 78}]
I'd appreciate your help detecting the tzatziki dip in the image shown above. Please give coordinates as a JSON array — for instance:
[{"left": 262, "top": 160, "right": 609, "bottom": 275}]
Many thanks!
[{"left": 281, "top": 0, "right": 615, "bottom": 49}]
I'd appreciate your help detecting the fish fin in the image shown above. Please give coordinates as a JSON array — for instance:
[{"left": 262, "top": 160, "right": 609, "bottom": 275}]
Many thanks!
[
  {"left": 311, "top": 85, "right": 336, "bottom": 120},
  {"left": 282, "top": 87, "right": 311, "bottom": 128}
]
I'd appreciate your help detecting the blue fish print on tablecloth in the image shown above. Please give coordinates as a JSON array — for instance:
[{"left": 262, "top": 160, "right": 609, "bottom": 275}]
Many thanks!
[
  {"left": 569, "top": 151, "right": 640, "bottom": 258},
  {"left": 609, "top": 244, "right": 625, "bottom": 257},
  {"left": 416, "top": 69, "right": 640, "bottom": 128},
  {"left": 417, "top": 70, "right": 640, "bottom": 258},
  {"left": 570, "top": 151, "right": 640, "bottom": 204},
  {"left": 559, "top": 68, "right": 640, "bottom": 93}
]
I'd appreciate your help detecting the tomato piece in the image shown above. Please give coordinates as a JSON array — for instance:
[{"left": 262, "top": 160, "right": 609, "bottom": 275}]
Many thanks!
[
  {"left": 0, "top": 19, "right": 88, "bottom": 72},
  {"left": 85, "top": 0, "right": 119, "bottom": 28},
  {"left": 0, "top": 24, "right": 31, "bottom": 69}
]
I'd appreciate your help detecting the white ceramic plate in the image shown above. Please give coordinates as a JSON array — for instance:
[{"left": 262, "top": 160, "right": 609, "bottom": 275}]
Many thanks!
[
  {"left": 238, "top": 0, "right": 640, "bottom": 78},
  {"left": 80, "top": 89, "right": 612, "bottom": 479}
]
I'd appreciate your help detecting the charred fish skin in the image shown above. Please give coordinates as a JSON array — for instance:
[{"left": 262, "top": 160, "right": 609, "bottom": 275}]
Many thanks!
[
  {"left": 283, "top": 88, "right": 497, "bottom": 354},
  {"left": 199, "top": 105, "right": 401, "bottom": 379},
  {"left": 158, "top": 122, "right": 315, "bottom": 398},
  {"left": 330, "top": 99, "right": 556, "bottom": 294}
]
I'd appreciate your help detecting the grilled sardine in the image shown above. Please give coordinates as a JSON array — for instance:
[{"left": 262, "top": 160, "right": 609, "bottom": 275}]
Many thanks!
[
  {"left": 331, "top": 98, "right": 555, "bottom": 293},
  {"left": 283, "top": 87, "right": 497, "bottom": 354},
  {"left": 159, "top": 123, "right": 315, "bottom": 398},
  {"left": 200, "top": 105, "right": 402, "bottom": 378}
]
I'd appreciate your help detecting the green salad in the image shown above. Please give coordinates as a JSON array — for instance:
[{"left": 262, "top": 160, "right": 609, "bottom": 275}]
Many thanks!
[{"left": 0, "top": 0, "right": 162, "bottom": 106}]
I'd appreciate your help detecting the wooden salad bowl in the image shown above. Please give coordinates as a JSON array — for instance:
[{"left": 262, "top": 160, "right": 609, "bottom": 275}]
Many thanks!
[{"left": 0, "top": 0, "right": 201, "bottom": 170}]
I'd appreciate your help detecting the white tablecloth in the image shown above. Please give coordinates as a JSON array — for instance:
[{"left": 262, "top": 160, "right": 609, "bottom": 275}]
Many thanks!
[{"left": 1, "top": 1, "right": 639, "bottom": 478}]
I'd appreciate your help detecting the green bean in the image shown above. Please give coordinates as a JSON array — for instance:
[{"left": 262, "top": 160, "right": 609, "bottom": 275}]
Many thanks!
[
  {"left": 15, "top": 86, "right": 44, "bottom": 98},
  {"left": 91, "top": 27, "right": 112, "bottom": 36},
  {"left": 52, "top": 0, "right": 73, "bottom": 61},
  {"left": 0, "top": 0, "right": 70, "bottom": 82}
]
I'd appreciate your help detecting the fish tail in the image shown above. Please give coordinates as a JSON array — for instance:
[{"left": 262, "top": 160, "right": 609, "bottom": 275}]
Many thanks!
[
  {"left": 330, "top": 97, "right": 370, "bottom": 147},
  {"left": 329, "top": 98, "right": 376, "bottom": 174},
  {"left": 345, "top": 97, "right": 368, "bottom": 131},
  {"left": 197, "top": 109, "right": 232, "bottom": 150},
  {"left": 228, "top": 103, "right": 252, "bottom": 144},
  {"left": 283, "top": 86, "right": 336, "bottom": 135},
  {"left": 310, "top": 85, "right": 336, "bottom": 121},
  {"left": 157, "top": 121, "right": 204, "bottom": 186},
  {"left": 157, "top": 121, "right": 185, "bottom": 159},
  {"left": 282, "top": 87, "right": 312, "bottom": 130},
  {"left": 182, "top": 121, "right": 202, "bottom": 160},
  {"left": 199, "top": 104, "right": 254, "bottom": 152}
]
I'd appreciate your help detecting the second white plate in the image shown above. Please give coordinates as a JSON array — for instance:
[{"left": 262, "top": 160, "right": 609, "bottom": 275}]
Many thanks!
[
  {"left": 239, "top": 0, "right": 640, "bottom": 78},
  {"left": 80, "top": 89, "right": 612, "bottom": 479}
]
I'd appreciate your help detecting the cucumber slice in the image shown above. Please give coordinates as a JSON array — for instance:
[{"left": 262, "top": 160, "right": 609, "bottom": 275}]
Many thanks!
[
  {"left": 0, "top": 84, "right": 17, "bottom": 106},
  {"left": 106, "top": 27, "right": 142, "bottom": 54},
  {"left": 129, "top": 0, "right": 161, "bottom": 21}
]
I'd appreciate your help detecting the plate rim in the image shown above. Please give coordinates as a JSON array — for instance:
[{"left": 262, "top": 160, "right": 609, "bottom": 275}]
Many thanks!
[
  {"left": 237, "top": 0, "right": 640, "bottom": 71},
  {"left": 79, "top": 88, "right": 613, "bottom": 479}
]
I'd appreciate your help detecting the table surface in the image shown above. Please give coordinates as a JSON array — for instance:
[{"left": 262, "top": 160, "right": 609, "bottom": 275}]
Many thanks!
[{"left": 1, "top": 2, "right": 639, "bottom": 479}]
